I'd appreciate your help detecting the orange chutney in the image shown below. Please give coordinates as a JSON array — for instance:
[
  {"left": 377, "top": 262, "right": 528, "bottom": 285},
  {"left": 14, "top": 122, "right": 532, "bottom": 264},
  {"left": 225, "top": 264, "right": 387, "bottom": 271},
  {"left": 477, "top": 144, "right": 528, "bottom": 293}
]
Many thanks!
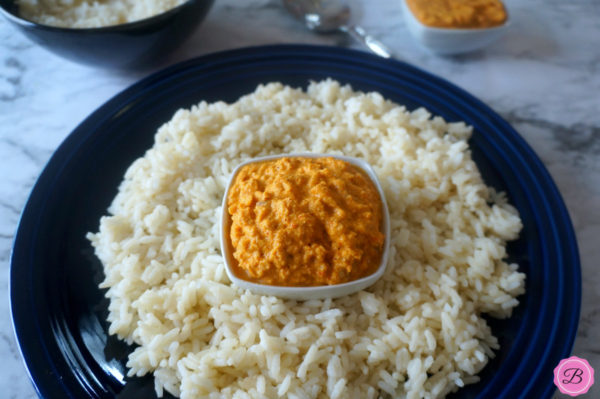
[
  {"left": 226, "top": 157, "right": 385, "bottom": 287},
  {"left": 407, "top": 0, "right": 507, "bottom": 29}
]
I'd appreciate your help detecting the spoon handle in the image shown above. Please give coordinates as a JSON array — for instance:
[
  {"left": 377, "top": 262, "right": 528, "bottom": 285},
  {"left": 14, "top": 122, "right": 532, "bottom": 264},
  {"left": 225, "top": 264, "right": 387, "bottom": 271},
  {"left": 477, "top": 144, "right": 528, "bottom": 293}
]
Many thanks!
[{"left": 341, "top": 25, "right": 392, "bottom": 59}]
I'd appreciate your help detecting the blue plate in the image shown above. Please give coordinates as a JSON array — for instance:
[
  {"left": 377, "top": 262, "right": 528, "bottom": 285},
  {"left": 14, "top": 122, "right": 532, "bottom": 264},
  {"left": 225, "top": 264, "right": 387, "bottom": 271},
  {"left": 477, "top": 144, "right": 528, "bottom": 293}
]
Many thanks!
[{"left": 10, "top": 45, "right": 581, "bottom": 398}]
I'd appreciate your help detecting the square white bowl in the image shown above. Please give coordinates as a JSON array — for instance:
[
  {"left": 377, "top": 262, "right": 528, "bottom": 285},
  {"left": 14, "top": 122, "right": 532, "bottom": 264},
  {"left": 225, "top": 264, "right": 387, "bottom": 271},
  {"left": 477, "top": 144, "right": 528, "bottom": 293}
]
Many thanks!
[
  {"left": 401, "top": 0, "right": 510, "bottom": 55},
  {"left": 220, "top": 153, "right": 391, "bottom": 301}
]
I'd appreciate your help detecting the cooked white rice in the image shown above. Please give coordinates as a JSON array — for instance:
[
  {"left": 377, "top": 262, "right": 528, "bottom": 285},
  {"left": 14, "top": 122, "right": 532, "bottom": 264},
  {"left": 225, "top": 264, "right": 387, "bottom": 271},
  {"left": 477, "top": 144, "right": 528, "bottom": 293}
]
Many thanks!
[
  {"left": 88, "top": 80, "right": 525, "bottom": 399},
  {"left": 17, "top": 0, "right": 186, "bottom": 28}
]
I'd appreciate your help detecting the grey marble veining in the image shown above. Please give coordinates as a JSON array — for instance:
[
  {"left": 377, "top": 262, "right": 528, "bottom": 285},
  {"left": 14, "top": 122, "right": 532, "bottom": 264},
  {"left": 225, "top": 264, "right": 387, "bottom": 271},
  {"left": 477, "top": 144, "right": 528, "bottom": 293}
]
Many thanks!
[{"left": 1, "top": 0, "right": 598, "bottom": 398}]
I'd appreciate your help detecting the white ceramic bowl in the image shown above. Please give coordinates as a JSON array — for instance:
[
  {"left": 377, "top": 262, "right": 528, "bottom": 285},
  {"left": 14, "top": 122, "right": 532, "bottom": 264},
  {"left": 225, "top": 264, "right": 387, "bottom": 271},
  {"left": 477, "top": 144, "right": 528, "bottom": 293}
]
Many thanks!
[
  {"left": 401, "top": 0, "right": 510, "bottom": 55},
  {"left": 220, "top": 153, "right": 391, "bottom": 300}
]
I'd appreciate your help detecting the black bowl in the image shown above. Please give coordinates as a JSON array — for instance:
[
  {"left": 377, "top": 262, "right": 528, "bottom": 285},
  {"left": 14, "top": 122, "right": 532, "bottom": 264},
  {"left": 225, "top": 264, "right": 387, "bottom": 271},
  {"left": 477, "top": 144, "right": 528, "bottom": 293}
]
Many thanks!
[{"left": 0, "top": 0, "right": 215, "bottom": 68}]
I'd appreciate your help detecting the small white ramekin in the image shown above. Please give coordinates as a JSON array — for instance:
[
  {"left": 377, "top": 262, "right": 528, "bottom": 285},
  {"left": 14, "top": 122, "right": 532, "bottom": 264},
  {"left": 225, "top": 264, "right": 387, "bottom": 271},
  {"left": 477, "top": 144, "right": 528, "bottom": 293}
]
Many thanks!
[
  {"left": 401, "top": 0, "right": 510, "bottom": 55},
  {"left": 220, "top": 153, "right": 391, "bottom": 300}
]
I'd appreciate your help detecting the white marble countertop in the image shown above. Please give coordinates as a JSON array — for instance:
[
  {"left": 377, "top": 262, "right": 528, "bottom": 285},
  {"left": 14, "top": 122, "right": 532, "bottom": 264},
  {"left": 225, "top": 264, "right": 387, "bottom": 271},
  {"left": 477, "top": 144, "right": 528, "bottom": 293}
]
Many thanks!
[{"left": 1, "top": 0, "right": 598, "bottom": 398}]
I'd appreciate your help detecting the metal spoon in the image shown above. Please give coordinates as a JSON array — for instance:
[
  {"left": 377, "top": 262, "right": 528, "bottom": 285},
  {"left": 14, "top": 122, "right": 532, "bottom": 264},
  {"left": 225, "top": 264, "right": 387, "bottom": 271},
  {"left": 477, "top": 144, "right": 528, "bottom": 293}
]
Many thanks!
[{"left": 282, "top": 0, "right": 392, "bottom": 58}]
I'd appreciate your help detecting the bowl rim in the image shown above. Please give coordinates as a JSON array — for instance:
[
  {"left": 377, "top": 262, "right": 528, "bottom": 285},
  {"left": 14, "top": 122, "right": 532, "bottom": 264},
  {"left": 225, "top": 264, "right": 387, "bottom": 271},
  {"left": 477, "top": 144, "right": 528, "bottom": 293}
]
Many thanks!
[
  {"left": 401, "top": 0, "right": 511, "bottom": 34},
  {"left": 0, "top": 0, "right": 199, "bottom": 32},
  {"left": 219, "top": 152, "right": 392, "bottom": 301}
]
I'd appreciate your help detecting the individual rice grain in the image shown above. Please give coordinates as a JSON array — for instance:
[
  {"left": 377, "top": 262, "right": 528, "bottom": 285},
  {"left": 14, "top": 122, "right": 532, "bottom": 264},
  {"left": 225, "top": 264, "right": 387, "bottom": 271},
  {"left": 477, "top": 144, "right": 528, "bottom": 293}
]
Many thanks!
[{"left": 88, "top": 80, "right": 526, "bottom": 398}]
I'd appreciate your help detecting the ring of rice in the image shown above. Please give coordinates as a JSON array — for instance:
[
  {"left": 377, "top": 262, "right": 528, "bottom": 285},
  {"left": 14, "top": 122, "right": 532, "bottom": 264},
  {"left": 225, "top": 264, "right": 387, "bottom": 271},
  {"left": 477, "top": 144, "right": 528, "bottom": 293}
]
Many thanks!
[{"left": 88, "top": 80, "right": 526, "bottom": 399}]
